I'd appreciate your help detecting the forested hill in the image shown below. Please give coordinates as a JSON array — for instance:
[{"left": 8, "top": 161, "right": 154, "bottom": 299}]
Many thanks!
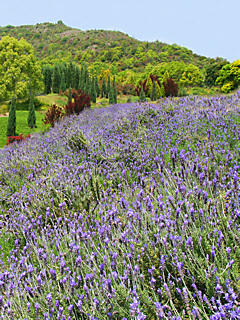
[{"left": 0, "top": 21, "right": 223, "bottom": 71}]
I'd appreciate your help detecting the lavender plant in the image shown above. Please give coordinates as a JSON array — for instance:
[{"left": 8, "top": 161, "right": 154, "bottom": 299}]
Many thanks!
[{"left": 0, "top": 93, "right": 240, "bottom": 319}]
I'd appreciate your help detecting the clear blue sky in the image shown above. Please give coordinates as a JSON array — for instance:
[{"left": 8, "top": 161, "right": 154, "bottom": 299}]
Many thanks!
[{"left": 0, "top": 0, "right": 239, "bottom": 62}]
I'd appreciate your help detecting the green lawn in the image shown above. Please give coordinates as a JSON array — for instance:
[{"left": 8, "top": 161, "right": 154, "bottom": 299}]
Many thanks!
[
  {"left": 0, "top": 111, "right": 45, "bottom": 148},
  {"left": 37, "top": 93, "right": 68, "bottom": 107}
]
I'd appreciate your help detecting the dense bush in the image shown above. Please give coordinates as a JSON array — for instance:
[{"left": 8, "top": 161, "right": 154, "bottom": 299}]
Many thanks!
[
  {"left": 43, "top": 104, "right": 64, "bottom": 127},
  {"left": 65, "top": 89, "right": 91, "bottom": 115}
]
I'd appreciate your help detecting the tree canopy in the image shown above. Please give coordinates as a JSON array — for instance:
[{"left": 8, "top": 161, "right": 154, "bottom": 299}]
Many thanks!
[{"left": 0, "top": 36, "right": 43, "bottom": 101}]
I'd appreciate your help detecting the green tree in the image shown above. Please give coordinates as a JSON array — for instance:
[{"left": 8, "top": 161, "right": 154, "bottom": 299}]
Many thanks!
[
  {"left": 0, "top": 36, "right": 43, "bottom": 136},
  {"left": 107, "top": 75, "right": 111, "bottom": 98},
  {"left": 180, "top": 64, "right": 204, "bottom": 87},
  {"left": 27, "top": 92, "right": 36, "bottom": 128},
  {"left": 139, "top": 87, "right": 146, "bottom": 102},
  {"left": 90, "top": 77, "right": 97, "bottom": 103},
  {"left": 101, "top": 78, "right": 107, "bottom": 98},
  {"left": 95, "top": 77, "right": 100, "bottom": 97},
  {"left": 151, "top": 80, "right": 157, "bottom": 101},
  {"left": 60, "top": 71, "right": 66, "bottom": 92},
  {"left": 7, "top": 97, "right": 16, "bottom": 136},
  {"left": 109, "top": 87, "right": 115, "bottom": 104},
  {"left": 113, "top": 77, "right": 117, "bottom": 103},
  {"left": 216, "top": 60, "right": 240, "bottom": 93},
  {"left": 42, "top": 66, "right": 52, "bottom": 94},
  {"left": 204, "top": 60, "right": 228, "bottom": 87},
  {"left": 0, "top": 36, "right": 43, "bottom": 101},
  {"left": 52, "top": 65, "right": 61, "bottom": 93}
]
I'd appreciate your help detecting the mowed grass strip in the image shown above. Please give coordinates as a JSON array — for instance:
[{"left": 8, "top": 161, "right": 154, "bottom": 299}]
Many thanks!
[{"left": 0, "top": 111, "right": 45, "bottom": 148}]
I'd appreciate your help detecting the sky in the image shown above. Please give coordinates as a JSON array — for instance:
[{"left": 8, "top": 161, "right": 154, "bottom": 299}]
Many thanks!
[{"left": 0, "top": 0, "right": 239, "bottom": 62}]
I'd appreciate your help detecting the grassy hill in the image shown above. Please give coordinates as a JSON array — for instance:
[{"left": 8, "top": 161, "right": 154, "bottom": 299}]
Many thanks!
[{"left": 0, "top": 21, "right": 223, "bottom": 71}]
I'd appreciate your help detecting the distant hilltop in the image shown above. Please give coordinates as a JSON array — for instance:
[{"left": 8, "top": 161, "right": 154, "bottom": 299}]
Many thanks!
[{"left": 0, "top": 22, "right": 226, "bottom": 69}]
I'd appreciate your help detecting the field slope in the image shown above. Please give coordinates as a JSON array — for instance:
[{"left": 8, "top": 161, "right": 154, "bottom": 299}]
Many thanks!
[{"left": 0, "top": 95, "right": 239, "bottom": 319}]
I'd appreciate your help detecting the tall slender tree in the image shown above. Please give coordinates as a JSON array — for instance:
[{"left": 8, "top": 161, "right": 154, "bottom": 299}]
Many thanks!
[
  {"left": 7, "top": 97, "right": 16, "bottom": 136},
  {"left": 52, "top": 65, "right": 61, "bottom": 93},
  {"left": 27, "top": 92, "right": 36, "bottom": 128}
]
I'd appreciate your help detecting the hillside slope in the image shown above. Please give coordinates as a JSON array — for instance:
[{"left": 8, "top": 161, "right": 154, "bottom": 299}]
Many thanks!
[{"left": 0, "top": 21, "right": 223, "bottom": 71}]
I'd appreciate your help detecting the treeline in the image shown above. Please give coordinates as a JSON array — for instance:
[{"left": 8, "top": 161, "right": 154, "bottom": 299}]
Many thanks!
[{"left": 42, "top": 62, "right": 117, "bottom": 103}]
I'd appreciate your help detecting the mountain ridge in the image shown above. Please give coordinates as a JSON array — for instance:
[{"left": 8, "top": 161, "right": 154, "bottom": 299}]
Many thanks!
[{"left": 0, "top": 22, "right": 227, "bottom": 71}]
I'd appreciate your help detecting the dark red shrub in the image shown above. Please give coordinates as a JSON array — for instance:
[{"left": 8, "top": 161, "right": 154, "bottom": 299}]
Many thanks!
[
  {"left": 43, "top": 104, "right": 64, "bottom": 127},
  {"left": 163, "top": 78, "right": 179, "bottom": 97},
  {"left": 65, "top": 90, "right": 91, "bottom": 115},
  {"left": 6, "top": 134, "right": 31, "bottom": 145}
]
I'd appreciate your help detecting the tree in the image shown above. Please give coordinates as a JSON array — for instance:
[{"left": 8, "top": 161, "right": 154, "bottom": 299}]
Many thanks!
[
  {"left": 101, "top": 78, "right": 107, "bottom": 98},
  {"left": 151, "top": 80, "right": 157, "bottom": 101},
  {"left": 7, "top": 98, "right": 16, "bottom": 136},
  {"left": 107, "top": 75, "right": 111, "bottom": 98},
  {"left": 42, "top": 66, "right": 52, "bottom": 94},
  {"left": 109, "top": 87, "right": 115, "bottom": 104},
  {"left": 113, "top": 77, "right": 117, "bottom": 103},
  {"left": 0, "top": 36, "right": 43, "bottom": 136},
  {"left": 27, "top": 92, "right": 36, "bottom": 128},
  {"left": 204, "top": 60, "right": 228, "bottom": 87},
  {"left": 163, "top": 78, "right": 178, "bottom": 97},
  {"left": 90, "top": 77, "right": 97, "bottom": 103},
  {"left": 139, "top": 87, "right": 146, "bottom": 102},
  {"left": 180, "top": 64, "right": 204, "bottom": 87},
  {"left": 0, "top": 36, "right": 43, "bottom": 101},
  {"left": 216, "top": 60, "right": 240, "bottom": 93},
  {"left": 52, "top": 65, "right": 61, "bottom": 93}
]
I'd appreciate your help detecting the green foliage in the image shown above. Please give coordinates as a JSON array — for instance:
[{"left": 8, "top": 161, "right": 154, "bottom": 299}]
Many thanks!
[
  {"left": 179, "top": 64, "right": 204, "bottom": 87},
  {"left": 204, "top": 59, "right": 228, "bottom": 87},
  {"left": 7, "top": 97, "right": 16, "bottom": 136},
  {"left": 0, "top": 36, "right": 43, "bottom": 101},
  {"left": 139, "top": 87, "right": 146, "bottom": 102},
  {"left": 0, "top": 23, "right": 220, "bottom": 76},
  {"left": 52, "top": 65, "right": 61, "bottom": 93},
  {"left": 0, "top": 110, "right": 44, "bottom": 148},
  {"left": 151, "top": 80, "right": 157, "bottom": 101},
  {"left": 216, "top": 60, "right": 240, "bottom": 92},
  {"left": 27, "top": 93, "right": 36, "bottom": 128},
  {"left": 109, "top": 87, "right": 115, "bottom": 104}
]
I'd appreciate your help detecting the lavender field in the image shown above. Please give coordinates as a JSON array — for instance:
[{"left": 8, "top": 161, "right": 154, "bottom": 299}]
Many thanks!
[{"left": 0, "top": 94, "right": 240, "bottom": 319}]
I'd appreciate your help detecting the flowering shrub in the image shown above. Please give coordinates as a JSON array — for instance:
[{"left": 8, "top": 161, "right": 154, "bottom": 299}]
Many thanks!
[
  {"left": 6, "top": 133, "right": 31, "bottom": 145},
  {"left": 0, "top": 92, "right": 240, "bottom": 319}
]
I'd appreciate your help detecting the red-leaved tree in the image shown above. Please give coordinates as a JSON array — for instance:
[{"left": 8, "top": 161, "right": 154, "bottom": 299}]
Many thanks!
[
  {"left": 65, "top": 90, "right": 91, "bottom": 115},
  {"left": 43, "top": 104, "right": 64, "bottom": 127},
  {"left": 163, "top": 78, "right": 179, "bottom": 97}
]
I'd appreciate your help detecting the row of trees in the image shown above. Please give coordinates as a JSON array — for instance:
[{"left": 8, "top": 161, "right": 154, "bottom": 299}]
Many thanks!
[{"left": 42, "top": 62, "right": 117, "bottom": 103}]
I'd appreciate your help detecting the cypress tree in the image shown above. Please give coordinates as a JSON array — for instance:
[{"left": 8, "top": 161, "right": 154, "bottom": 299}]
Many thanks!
[
  {"left": 52, "top": 65, "right": 61, "bottom": 93},
  {"left": 60, "top": 71, "right": 66, "bottom": 93},
  {"left": 113, "top": 77, "right": 117, "bottom": 104},
  {"left": 109, "top": 87, "right": 115, "bottom": 104},
  {"left": 139, "top": 87, "right": 146, "bottom": 102},
  {"left": 7, "top": 97, "right": 16, "bottom": 136},
  {"left": 101, "top": 78, "right": 106, "bottom": 98},
  {"left": 43, "top": 66, "right": 52, "bottom": 94},
  {"left": 151, "top": 80, "right": 157, "bottom": 101},
  {"left": 27, "top": 92, "right": 36, "bottom": 128},
  {"left": 106, "top": 75, "right": 111, "bottom": 98},
  {"left": 95, "top": 77, "right": 100, "bottom": 97},
  {"left": 90, "top": 77, "right": 97, "bottom": 103}
]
